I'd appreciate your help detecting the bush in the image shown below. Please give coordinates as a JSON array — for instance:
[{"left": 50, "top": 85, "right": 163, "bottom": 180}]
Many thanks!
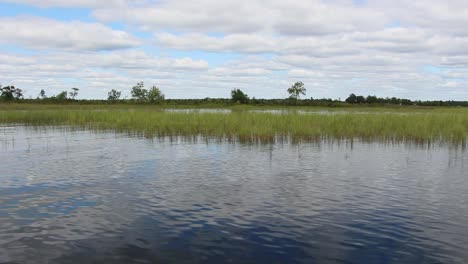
[
  {"left": 231, "top": 89, "right": 249, "bottom": 104},
  {"left": 107, "top": 89, "right": 122, "bottom": 102},
  {"left": 147, "top": 86, "right": 165, "bottom": 103}
]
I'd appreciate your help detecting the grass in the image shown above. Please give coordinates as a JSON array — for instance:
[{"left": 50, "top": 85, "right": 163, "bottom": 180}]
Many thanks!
[{"left": 0, "top": 103, "right": 467, "bottom": 144}]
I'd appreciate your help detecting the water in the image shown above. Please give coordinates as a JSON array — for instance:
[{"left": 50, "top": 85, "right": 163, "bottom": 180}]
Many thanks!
[
  {"left": 162, "top": 108, "right": 358, "bottom": 115},
  {"left": 1, "top": 126, "right": 467, "bottom": 264},
  {"left": 163, "top": 108, "right": 424, "bottom": 115},
  {"left": 163, "top": 108, "right": 232, "bottom": 114}
]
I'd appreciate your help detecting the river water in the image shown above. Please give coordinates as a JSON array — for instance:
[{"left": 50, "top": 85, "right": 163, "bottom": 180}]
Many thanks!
[{"left": 0, "top": 126, "right": 467, "bottom": 263}]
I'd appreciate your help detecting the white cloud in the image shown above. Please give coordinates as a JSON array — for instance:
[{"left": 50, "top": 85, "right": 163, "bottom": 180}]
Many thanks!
[
  {"left": 0, "top": 50, "right": 210, "bottom": 99},
  {"left": 92, "top": 0, "right": 388, "bottom": 35},
  {"left": 368, "top": 0, "right": 468, "bottom": 36},
  {"left": 0, "top": 0, "right": 139, "bottom": 8},
  {"left": 155, "top": 33, "right": 278, "bottom": 53},
  {"left": 155, "top": 28, "right": 468, "bottom": 60},
  {"left": 0, "top": 0, "right": 467, "bottom": 100},
  {"left": 92, "top": 1, "right": 269, "bottom": 34},
  {"left": 0, "top": 16, "right": 140, "bottom": 51},
  {"left": 271, "top": 1, "right": 387, "bottom": 36}
]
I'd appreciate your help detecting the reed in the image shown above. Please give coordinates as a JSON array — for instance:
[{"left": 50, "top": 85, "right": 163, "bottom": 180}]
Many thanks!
[{"left": 1, "top": 104, "right": 467, "bottom": 144}]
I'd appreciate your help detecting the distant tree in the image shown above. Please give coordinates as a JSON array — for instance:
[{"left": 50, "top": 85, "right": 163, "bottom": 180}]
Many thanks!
[
  {"left": 131, "top": 82, "right": 148, "bottom": 101},
  {"left": 69, "top": 88, "right": 79, "bottom": 100},
  {"left": 147, "top": 86, "right": 165, "bottom": 103},
  {"left": 0, "top": 85, "right": 23, "bottom": 101},
  {"left": 14, "top": 87, "right": 23, "bottom": 99},
  {"left": 107, "top": 89, "right": 122, "bottom": 102},
  {"left": 56, "top": 91, "right": 68, "bottom": 101},
  {"left": 287, "top": 82, "right": 306, "bottom": 99},
  {"left": 401, "top": 99, "right": 413, "bottom": 105},
  {"left": 366, "top": 95, "right": 378, "bottom": 104},
  {"left": 345, "top": 93, "right": 357, "bottom": 104},
  {"left": 231, "top": 88, "right": 249, "bottom": 104},
  {"left": 356, "top": 95, "right": 366, "bottom": 104},
  {"left": 39, "top": 89, "right": 47, "bottom": 99}
]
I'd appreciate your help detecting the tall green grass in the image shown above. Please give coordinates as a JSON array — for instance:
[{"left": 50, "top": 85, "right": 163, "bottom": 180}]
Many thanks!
[{"left": 0, "top": 104, "right": 467, "bottom": 144}]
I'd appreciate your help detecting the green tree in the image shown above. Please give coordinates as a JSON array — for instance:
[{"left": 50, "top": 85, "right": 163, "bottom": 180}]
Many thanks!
[
  {"left": 56, "top": 91, "right": 68, "bottom": 101},
  {"left": 69, "top": 88, "right": 79, "bottom": 100},
  {"left": 0, "top": 85, "right": 23, "bottom": 101},
  {"left": 231, "top": 89, "right": 249, "bottom": 104},
  {"left": 287, "top": 82, "right": 306, "bottom": 99},
  {"left": 401, "top": 99, "right": 413, "bottom": 105},
  {"left": 39, "top": 89, "right": 47, "bottom": 99},
  {"left": 345, "top": 93, "right": 357, "bottom": 104},
  {"left": 356, "top": 95, "right": 366, "bottom": 104},
  {"left": 131, "top": 82, "right": 148, "bottom": 102},
  {"left": 366, "top": 95, "right": 378, "bottom": 104},
  {"left": 147, "top": 86, "right": 165, "bottom": 103},
  {"left": 107, "top": 89, "right": 122, "bottom": 102}
]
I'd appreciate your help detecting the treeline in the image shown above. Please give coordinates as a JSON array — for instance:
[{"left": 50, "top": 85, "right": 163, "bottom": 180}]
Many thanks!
[
  {"left": 2, "top": 82, "right": 468, "bottom": 107},
  {"left": 344, "top": 93, "right": 468, "bottom": 107},
  {"left": 0, "top": 85, "right": 80, "bottom": 102},
  {"left": 15, "top": 97, "right": 347, "bottom": 107}
]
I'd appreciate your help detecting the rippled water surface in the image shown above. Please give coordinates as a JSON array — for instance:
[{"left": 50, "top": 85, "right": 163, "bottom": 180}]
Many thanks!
[{"left": 1, "top": 126, "right": 467, "bottom": 264}]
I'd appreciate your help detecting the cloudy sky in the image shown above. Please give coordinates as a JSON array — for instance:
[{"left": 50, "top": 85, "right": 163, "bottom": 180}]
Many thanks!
[{"left": 0, "top": 0, "right": 467, "bottom": 100}]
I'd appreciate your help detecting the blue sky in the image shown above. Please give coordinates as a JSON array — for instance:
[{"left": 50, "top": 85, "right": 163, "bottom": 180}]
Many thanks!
[{"left": 0, "top": 0, "right": 467, "bottom": 100}]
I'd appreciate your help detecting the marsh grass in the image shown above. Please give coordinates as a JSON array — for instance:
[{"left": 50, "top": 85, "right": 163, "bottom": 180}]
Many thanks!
[{"left": 0, "top": 103, "right": 467, "bottom": 144}]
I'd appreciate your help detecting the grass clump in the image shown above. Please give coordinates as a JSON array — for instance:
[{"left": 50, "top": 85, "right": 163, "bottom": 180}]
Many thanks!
[{"left": 0, "top": 104, "right": 467, "bottom": 144}]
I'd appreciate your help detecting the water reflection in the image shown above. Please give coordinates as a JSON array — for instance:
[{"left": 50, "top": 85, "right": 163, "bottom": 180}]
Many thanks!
[
  {"left": 0, "top": 126, "right": 467, "bottom": 264},
  {"left": 164, "top": 108, "right": 232, "bottom": 114},
  {"left": 162, "top": 108, "right": 425, "bottom": 115}
]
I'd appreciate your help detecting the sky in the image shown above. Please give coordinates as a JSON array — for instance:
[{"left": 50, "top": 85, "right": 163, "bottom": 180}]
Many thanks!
[{"left": 0, "top": 0, "right": 467, "bottom": 100}]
